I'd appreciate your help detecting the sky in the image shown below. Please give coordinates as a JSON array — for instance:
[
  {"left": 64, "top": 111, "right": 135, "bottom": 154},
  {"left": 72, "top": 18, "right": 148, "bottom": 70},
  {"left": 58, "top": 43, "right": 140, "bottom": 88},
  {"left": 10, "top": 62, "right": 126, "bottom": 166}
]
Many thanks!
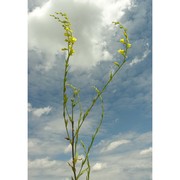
[{"left": 28, "top": 0, "right": 152, "bottom": 179}]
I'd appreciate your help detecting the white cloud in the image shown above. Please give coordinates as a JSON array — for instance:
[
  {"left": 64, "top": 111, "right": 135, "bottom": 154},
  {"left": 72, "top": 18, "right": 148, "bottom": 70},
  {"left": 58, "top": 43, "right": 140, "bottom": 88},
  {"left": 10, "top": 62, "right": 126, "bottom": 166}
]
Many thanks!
[
  {"left": 28, "top": 0, "right": 131, "bottom": 70},
  {"left": 106, "top": 140, "right": 130, "bottom": 151},
  {"left": 129, "top": 45, "right": 151, "bottom": 66},
  {"left": 28, "top": 158, "right": 71, "bottom": 179},
  {"left": 101, "top": 139, "right": 130, "bottom": 152},
  {"left": 28, "top": 103, "right": 52, "bottom": 117},
  {"left": 29, "top": 157, "right": 57, "bottom": 169},
  {"left": 28, "top": 0, "right": 49, "bottom": 12},
  {"left": 43, "top": 115, "right": 96, "bottom": 136},
  {"left": 28, "top": 114, "right": 101, "bottom": 157},
  {"left": 92, "top": 162, "right": 107, "bottom": 171},
  {"left": 91, "top": 0, "right": 131, "bottom": 25},
  {"left": 28, "top": 136, "right": 67, "bottom": 157},
  {"left": 28, "top": 103, "right": 32, "bottom": 112},
  {"left": 140, "top": 147, "right": 152, "bottom": 155},
  {"left": 89, "top": 131, "right": 152, "bottom": 179},
  {"left": 32, "top": 106, "right": 52, "bottom": 117},
  {"left": 90, "top": 150, "right": 152, "bottom": 180},
  {"left": 64, "top": 144, "right": 71, "bottom": 153},
  {"left": 28, "top": 131, "right": 152, "bottom": 180}
]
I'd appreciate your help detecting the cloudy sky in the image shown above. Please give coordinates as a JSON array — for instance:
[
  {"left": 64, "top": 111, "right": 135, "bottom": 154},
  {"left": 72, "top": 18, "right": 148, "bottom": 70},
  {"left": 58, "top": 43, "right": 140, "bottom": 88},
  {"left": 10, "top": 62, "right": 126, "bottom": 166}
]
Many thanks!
[{"left": 28, "top": 0, "right": 152, "bottom": 179}]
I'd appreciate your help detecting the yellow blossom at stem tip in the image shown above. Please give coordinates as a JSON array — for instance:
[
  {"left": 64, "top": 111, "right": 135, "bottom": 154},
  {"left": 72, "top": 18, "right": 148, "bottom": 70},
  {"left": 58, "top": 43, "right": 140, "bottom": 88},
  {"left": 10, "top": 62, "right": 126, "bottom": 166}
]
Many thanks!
[
  {"left": 120, "top": 38, "right": 125, "bottom": 44},
  {"left": 118, "top": 49, "right": 125, "bottom": 55}
]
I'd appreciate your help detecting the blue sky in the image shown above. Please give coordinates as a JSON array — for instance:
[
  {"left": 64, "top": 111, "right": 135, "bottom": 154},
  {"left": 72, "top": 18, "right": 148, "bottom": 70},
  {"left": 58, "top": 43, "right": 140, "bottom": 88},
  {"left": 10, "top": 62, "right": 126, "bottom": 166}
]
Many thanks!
[{"left": 28, "top": 0, "right": 152, "bottom": 179}]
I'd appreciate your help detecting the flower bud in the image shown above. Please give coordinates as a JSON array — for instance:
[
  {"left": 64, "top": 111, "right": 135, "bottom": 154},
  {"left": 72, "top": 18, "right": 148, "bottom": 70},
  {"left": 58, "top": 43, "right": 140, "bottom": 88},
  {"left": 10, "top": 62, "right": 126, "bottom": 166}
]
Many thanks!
[
  {"left": 61, "top": 48, "right": 68, "bottom": 51},
  {"left": 127, "top": 43, "right": 132, "bottom": 48},
  {"left": 120, "top": 38, "right": 125, "bottom": 44},
  {"left": 70, "top": 37, "right": 77, "bottom": 43},
  {"left": 118, "top": 49, "right": 125, "bottom": 55}
]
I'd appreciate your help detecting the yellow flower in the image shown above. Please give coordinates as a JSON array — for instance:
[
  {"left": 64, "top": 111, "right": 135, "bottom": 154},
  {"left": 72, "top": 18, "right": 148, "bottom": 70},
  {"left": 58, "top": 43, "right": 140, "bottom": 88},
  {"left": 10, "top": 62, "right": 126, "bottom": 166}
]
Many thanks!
[
  {"left": 69, "top": 37, "right": 77, "bottom": 43},
  {"left": 127, "top": 43, "right": 132, "bottom": 48},
  {"left": 118, "top": 49, "right": 125, "bottom": 55},
  {"left": 120, "top": 38, "right": 125, "bottom": 44},
  {"left": 65, "top": 27, "right": 73, "bottom": 33},
  {"left": 65, "top": 27, "right": 70, "bottom": 31},
  {"left": 64, "top": 33, "right": 69, "bottom": 37},
  {"left": 69, "top": 48, "right": 75, "bottom": 55}
]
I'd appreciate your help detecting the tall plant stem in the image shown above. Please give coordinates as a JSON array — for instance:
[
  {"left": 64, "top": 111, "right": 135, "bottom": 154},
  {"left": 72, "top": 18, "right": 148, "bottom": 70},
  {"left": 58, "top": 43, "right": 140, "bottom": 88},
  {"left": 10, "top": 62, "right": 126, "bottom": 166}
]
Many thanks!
[
  {"left": 76, "top": 59, "right": 127, "bottom": 177},
  {"left": 71, "top": 102, "right": 77, "bottom": 180},
  {"left": 50, "top": 13, "right": 131, "bottom": 179}
]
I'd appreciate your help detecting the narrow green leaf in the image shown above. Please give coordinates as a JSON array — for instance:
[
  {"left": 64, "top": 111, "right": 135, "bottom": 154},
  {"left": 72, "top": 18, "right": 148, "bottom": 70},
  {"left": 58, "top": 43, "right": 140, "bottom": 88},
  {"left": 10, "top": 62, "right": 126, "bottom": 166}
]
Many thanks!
[
  {"left": 114, "top": 61, "right": 120, "bottom": 67},
  {"left": 68, "top": 162, "right": 73, "bottom": 169},
  {"left": 79, "top": 167, "right": 89, "bottom": 176},
  {"left": 61, "top": 48, "right": 68, "bottom": 51},
  {"left": 93, "top": 86, "right": 101, "bottom": 95},
  {"left": 80, "top": 140, "right": 86, "bottom": 149},
  {"left": 109, "top": 72, "right": 113, "bottom": 80},
  {"left": 112, "top": 21, "right": 120, "bottom": 25},
  {"left": 120, "top": 25, "right": 123, "bottom": 29}
]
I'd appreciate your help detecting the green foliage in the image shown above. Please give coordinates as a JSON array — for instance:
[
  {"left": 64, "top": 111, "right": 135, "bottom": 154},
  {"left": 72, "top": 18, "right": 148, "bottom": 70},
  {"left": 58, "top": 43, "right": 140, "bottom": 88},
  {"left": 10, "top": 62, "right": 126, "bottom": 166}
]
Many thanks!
[{"left": 50, "top": 12, "right": 131, "bottom": 180}]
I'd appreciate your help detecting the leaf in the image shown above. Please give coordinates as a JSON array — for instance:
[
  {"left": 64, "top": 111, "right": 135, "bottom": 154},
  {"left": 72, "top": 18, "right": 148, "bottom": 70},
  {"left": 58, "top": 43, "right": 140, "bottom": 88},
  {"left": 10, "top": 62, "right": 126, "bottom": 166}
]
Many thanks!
[
  {"left": 80, "top": 140, "right": 86, "bottom": 149},
  {"left": 68, "top": 162, "right": 73, "bottom": 169},
  {"left": 62, "top": 20, "right": 68, "bottom": 24},
  {"left": 65, "top": 137, "right": 70, "bottom": 141},
  {"left": 76, "top": 151, "right": 79, "bottom": 158},
  {"left": 112, "top": 21, "right": 120, "bottom": 25},
  {"left": 73, "top": 156, "right": 78, "bottom": 164},
  {"left": 109, "top": 72, "right": 113, "bottom": 80},
  {"left": 79, "top": 167, "right": 89, "bottom": 176},
  {"left": 93, "top": 86, "right": 101, "bottom": 95},
  {"left": 114, "top": 61, "right": 120, "bottom": 67},
  {"left": 119, "top": 25, "right": 124, "bottom": 29},
  {"left": 73, "top": 151, "right": 79, "bottom": 164},
  {"left": 61, "top": 48, "right": 68, "bottom": 51}
]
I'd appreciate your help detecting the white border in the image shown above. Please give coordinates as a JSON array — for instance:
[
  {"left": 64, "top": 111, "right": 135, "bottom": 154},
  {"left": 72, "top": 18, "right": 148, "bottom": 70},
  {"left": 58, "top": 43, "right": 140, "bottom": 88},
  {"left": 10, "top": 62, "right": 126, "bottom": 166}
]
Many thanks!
[
  {"left": 153, "top": 0, "right": 180, "bottom": 179},
  {"left": 0, "top": 0, "right": 27, "bottom": 179}
]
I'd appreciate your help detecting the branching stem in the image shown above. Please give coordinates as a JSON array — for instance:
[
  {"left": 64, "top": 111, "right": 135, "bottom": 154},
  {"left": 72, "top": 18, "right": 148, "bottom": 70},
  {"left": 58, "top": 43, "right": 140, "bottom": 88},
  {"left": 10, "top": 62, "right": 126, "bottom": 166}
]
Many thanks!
[{"left": 51, "top": 12, "right": 131, "bottom": 180}]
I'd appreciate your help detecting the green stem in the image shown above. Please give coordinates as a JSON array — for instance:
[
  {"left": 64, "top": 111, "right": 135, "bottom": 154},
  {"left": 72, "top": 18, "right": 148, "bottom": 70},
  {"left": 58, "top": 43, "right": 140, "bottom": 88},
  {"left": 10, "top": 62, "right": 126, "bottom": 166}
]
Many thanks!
[
  {"left": 63, "top": 54, "right": 71, "bottom": 140},
  {"left": 77, "top": 94, "right": 104, "bottom": 179},
  {"left": 71, "top": 101, "right": 77, "bottom": 180},
  {"left": 75, "top": 97, "right": 82, "bottom": 156},
  {"left": 76, "top": 59, "right": 126, "bottom": 135}
]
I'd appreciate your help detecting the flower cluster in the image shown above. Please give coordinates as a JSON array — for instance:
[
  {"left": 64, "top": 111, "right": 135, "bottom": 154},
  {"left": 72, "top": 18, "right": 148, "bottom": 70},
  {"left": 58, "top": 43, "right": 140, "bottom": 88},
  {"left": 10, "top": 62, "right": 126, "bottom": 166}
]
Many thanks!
[
  {"left": 50, "top": 12, "right": 77, "bottom": 56},
  {"left": 113, "top": 22, "right": 131, "bottom": 58}
]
